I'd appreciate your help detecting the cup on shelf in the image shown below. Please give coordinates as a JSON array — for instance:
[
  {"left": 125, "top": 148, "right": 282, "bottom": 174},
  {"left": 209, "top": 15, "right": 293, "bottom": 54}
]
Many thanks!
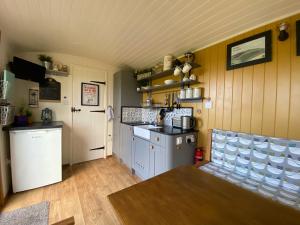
[
  {"left": 179, "top": 89, "right": 186, "bottom": 99},
  {"left": 182, "top": 63, "right": 192, "bottom": 73},
  {"left": 193, "top": 88, "right": 201, "bottom": 98},
  {"left": 174, "top": 66, "right": 182, "bottom": 76},
  {"left": 189, "top": 74, "right": 196, "bottom": 81},
  {"left": 182, "top": 77, "right": 189, "bottom": 82},
  {"left": 186, "top": 88, "right": 193, "bottom": 99}
]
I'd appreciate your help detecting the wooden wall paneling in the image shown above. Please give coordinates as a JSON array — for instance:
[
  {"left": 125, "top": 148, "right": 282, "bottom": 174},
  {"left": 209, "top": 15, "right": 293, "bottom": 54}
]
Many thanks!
[
  {"left": 240, "top": 65, "right": 253, "bottom": 133},
  {"left": 262, "top": 22, "right": 278, "bottom": 137},
  {"left": 215, "top": 42, "right": 226, "bottom": 129},
  {"left": 201, "top": 48, "right": 211, "bottom": 154},
  {"left": 195, "top": 50, "right": 206, "bottom": 147},
  {"left": 231, "top": 32, "right": 252, "bottom": 132},
  {"left": 207, "top": 44, "right": 218, "bottom": 129},
  {"left": 288, "top": 14, "right": 300, "bottom": 140},
  {"left": 249, "top": 26, "right": 266, "bottom": 135},
  {"left": 275, "top": 17, "right": 292, "bottom": 138},
  {"left": 231, "top": 67, "right": 243, "bottom": 132},
  {"left": 222, "top": 39, "right": 234, "bottom": 130},
  {"left": 251, "top": 63, "right": 265, "bottom": 135}
]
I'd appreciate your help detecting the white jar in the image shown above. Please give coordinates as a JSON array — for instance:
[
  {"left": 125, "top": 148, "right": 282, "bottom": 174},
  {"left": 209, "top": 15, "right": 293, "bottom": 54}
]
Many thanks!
[
  {"left": 179, "top": 89, "right": 186, "bottom": 99},
  {"left": 186, "top": 88, "right": 193, "bottom": 99},
  {"left": 163, "top": 55, "right": 173, "bottom": 71},
  {"left": 193, "top": 88, "right": 201, "bottom": 98}
]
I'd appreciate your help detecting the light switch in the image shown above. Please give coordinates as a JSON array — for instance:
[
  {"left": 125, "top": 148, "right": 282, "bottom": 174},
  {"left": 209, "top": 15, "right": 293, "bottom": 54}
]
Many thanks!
[
  {"left": 205, "top": 100, "right": 212, "bottom": 109},
  {"left": 63, "top": 96, "right": 69, "bottom": 105}
]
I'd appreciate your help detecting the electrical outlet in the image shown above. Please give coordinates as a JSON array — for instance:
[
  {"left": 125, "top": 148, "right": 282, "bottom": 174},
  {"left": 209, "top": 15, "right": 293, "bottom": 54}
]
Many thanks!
[{"left": 205, "top": 100, "right": 212, "bottom": 109}]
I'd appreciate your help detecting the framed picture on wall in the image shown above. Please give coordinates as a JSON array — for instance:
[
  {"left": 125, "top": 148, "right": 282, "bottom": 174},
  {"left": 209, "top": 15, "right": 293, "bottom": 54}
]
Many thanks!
[
  {"left": 226, "top": 30, "right": 272, "bottom": 70},
  {"left": 28, "top": 89, "right": 39, "bottom": 107},
  {"left": 81, "top": 83, "right": 99, "bottom": 106},
  {"left": 297, "top": 20, "right": 300, "bottom": 56}
]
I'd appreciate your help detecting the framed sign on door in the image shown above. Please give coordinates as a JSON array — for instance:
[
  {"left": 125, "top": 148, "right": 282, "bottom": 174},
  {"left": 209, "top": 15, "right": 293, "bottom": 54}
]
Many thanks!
[{"left": 81, "top": 82, "right": 99, "bottom": 106}]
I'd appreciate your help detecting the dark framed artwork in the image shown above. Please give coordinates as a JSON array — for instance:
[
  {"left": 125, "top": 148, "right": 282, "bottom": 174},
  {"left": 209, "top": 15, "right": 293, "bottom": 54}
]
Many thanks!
[
  {"left": 227, "top": 30, "right": 272, "bottom": 70},
  {"left": 297, "top": 20, "right": 300, "bottom": 56},
  {"left": 81, "top": 82, "right": 99, "bottom": 106},
  {"left": 29, "top": 89, "right": 39, "bottom": 107}
]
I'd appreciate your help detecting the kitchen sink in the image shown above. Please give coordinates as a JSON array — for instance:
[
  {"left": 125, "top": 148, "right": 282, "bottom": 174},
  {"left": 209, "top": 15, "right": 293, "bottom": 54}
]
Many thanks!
[{"left": 133, "top": 125, "right": 162, "bottom": 140}]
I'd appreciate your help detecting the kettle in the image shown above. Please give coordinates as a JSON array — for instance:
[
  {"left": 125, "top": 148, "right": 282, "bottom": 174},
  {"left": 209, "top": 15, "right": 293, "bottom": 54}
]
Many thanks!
[
  {"left": 181, "top": 116, "right": 196, "bottom": 130},
  {"left": 41, "top": 108, "right": 52, "bottom": 123}
]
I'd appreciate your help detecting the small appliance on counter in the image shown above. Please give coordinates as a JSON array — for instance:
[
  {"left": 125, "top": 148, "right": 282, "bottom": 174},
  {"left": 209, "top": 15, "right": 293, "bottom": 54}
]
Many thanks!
[
  {"left": 41, "top": 108, "right": 53, "bottom": 123},
  {"left": 172, "top": 116, "right": 196, "bottom": 130}
]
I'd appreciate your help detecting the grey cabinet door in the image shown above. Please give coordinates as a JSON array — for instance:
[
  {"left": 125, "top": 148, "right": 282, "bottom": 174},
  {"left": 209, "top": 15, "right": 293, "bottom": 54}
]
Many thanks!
[
  {"left": 149, "top": 144, "right": 166, "bottom": 178},
  {"left": 133, "top": 137, "right": 150, "bottom": 180},
  {"left": 154, "top": 144, "right": 166, "bottom": 176},
  {"left": 113, "top": 121, "right": 120, "bottom": 158},
  {"left": 120, "top": 124, "right": 133, "bottom": 169}
]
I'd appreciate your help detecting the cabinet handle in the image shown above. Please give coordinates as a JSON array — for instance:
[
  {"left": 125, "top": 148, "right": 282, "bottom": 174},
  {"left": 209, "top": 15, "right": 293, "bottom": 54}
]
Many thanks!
[
  {"left": 156, "top": 137, "right": 159, "bottom": 141},
  {"left": 151, "top": 145, "right": 154, "bottom": 150}
]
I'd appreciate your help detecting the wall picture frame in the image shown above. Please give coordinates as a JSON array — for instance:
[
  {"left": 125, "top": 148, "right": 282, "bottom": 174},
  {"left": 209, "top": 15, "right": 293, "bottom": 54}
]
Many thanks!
[
  {"left": 29, "top": 89, "right": 39, "bottom": 107},
  {"left": 296, "top": 20, "right": 300, "bottom": 56},
  {"left": 226, "top": 30, "right": 272, "bottom": 70},
  {"left": 81, "top": 82, "right": 99, "bottom": 106}
]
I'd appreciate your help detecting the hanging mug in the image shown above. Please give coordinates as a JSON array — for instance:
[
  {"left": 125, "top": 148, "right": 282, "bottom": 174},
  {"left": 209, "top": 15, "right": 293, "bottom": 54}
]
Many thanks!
[
  {"left": 174, "top": 66, "right": 182, "bottom": 76},
  {"left": 182, "top": 63, "right": 192, "bottom": 73}
]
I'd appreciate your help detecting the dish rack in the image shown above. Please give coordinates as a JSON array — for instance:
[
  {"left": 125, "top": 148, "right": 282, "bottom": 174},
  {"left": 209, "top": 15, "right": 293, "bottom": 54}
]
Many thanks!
[
  {"left": 0, "top": 80, "right": 8, "bottom": 100},
  {"left": 0, "top": 105, "right": 15, "bottom": 126},
  {"left": 0, "top": 80, "right": 15, "bottom": 126}
]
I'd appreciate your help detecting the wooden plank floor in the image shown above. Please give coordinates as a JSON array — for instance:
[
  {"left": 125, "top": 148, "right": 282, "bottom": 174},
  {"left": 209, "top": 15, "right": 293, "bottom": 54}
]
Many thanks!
[{"left": 1, "top": 157, "right": 139, "bottom": 225}]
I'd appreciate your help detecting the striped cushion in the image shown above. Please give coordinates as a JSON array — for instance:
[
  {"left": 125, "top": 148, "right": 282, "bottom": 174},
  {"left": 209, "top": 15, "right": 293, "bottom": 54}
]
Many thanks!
[{"left": 200, "top": 129, "right": 300, "bottom": 210}]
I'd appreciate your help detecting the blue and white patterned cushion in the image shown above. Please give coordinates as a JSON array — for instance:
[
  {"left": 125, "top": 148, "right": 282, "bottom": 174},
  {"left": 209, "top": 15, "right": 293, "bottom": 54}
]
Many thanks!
[{"left": 200, "top": 129, "right": 300, "bottom": 210}]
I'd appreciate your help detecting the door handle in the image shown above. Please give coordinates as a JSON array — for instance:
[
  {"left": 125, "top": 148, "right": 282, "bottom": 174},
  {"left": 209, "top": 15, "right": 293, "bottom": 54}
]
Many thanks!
[{"left": 71, "top": 107, "right": 81, "bottom": 112}]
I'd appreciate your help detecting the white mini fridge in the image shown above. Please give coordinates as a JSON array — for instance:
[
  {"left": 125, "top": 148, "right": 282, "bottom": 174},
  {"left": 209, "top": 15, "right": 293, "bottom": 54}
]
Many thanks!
[{"left": 10, "top": 128, "right": 62, "bottom": 192}]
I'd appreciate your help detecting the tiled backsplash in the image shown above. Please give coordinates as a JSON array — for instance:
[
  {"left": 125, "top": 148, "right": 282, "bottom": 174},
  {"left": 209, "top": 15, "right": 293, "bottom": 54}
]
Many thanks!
[{"left": 122, "top": 107, "right": 192, "bottom": 126}]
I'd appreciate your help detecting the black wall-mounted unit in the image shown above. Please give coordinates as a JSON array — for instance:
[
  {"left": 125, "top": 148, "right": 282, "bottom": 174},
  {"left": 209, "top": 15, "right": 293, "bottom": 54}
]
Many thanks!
[
  {"left": 39, "top": 78, "right": 61, "bottom": 101},
  {"left": 10, "top": 57, "right": 46, "bottom": 83}
]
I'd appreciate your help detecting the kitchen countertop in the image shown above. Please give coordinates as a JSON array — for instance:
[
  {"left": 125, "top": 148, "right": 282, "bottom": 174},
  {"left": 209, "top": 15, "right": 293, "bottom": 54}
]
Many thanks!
[
  {"left": 149, "top": 125, "right": 198, "bottom": 135},
  {"left": 122, "top": 122, "right": 198, "bottom": 135},
  {"left": 108, "top": 165, "right": 300, "bottom": 225},
  {"left": 5, "top": 121, "right": 64, "bottom": 131},
  {"left": 121, "top": 121, "right": 150, "bottom": 126}
]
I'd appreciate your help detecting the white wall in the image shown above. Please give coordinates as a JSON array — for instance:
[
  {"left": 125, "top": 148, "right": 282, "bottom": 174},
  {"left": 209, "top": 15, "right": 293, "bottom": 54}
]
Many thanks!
[
  {"left": 14, "top": 52, "right": 117, "bottom": 165},
  {"left": 0, "top": 28, "right": 14, "bottom": 197}
]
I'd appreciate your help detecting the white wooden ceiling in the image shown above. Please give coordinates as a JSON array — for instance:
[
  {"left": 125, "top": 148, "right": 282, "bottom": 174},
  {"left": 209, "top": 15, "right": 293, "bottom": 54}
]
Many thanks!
[{"left": 1, "top": 0, "right": 300, "bottom": 68}]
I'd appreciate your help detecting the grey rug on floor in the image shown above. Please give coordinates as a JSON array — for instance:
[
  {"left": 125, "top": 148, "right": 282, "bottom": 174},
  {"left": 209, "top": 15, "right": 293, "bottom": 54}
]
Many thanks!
[{"left": 0, "top": 201, "right": 49, "bottom": 225}]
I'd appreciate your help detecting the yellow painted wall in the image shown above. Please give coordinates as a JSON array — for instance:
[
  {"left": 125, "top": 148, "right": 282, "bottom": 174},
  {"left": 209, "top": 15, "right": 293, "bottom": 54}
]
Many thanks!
[{"left": 145, "top": 13, "right": 300, "bottom": 160}]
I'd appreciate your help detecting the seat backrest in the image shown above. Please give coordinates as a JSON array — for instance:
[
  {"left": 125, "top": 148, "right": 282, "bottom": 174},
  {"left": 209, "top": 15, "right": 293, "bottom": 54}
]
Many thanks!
[{"left": 211, "top": 129, "right": 300, "bottom": 194}]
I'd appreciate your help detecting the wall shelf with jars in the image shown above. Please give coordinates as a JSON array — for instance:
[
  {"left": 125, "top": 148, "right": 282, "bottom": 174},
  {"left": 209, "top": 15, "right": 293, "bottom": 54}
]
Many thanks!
[{"left": 136, "top": 52, "right": 201, "bottom": 94}]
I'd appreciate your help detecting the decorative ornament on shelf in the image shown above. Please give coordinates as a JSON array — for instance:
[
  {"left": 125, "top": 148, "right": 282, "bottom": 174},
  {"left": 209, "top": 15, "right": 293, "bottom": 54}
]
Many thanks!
[
  {"left": 38, "top": 54, "right": 53, "bottom": 70},
  {"left": 184, "top": 52, "right": 195, "bottom": 63}
]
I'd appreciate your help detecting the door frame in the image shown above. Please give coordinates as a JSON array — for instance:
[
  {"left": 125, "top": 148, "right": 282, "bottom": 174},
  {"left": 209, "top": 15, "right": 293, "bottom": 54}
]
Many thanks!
[{"left": 70, "top": 64, "right": 108, "bottom": 165}]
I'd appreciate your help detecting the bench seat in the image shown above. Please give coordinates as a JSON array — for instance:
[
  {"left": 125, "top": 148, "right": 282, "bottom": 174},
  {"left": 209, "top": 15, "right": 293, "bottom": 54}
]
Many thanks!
[{"left": 199, "top": 129, "right": 300, "bottom": 210}]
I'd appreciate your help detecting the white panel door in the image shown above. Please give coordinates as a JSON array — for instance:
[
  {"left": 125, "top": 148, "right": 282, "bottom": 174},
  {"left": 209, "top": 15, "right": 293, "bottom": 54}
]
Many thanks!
[{"left": 72, "top": 65, "right": 107, "bottom": 164}]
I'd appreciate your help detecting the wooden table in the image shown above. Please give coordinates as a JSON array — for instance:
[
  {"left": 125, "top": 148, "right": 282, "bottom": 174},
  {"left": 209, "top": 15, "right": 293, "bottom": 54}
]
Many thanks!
[{"left": 108, "top": 166, "right": 300, "bottom": 225}]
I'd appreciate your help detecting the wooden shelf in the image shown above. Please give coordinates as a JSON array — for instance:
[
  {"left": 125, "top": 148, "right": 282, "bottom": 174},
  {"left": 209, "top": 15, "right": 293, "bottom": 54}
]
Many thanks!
[
  {"left": 138, "top": 80, "right": 201, "bottom": 93},
  {"left": 177, "top": 97, "right": 203, "bottom": 102},
  {"left": 46, "top": 70, "right": 69, "bottom": 77},
  {"left": 137, "top": 62, "right": 200, "bottom": 82}
]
